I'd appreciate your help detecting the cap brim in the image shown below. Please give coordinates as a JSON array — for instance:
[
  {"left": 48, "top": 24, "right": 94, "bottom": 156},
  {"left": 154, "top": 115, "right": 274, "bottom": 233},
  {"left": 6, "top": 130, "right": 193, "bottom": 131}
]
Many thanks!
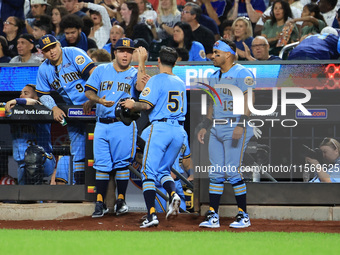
[
  {"left": 115, "top": 46, "right": 135, "bottom": 50},
  {"left": 41, "top": 42, "right": 57, "bottom": 51}
]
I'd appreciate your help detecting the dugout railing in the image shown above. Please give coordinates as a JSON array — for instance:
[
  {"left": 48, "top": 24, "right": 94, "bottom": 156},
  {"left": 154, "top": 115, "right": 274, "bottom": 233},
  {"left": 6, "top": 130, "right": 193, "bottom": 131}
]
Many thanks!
[{"left": 1, "top": 61, "right": 340, "bottom": 207}]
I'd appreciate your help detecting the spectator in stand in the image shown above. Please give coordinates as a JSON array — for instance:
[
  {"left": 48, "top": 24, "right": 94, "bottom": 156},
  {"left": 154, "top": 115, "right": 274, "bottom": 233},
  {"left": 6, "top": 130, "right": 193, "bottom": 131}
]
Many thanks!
[
  {"left": 89, "top": 48, "right": 112, "bottom": 62},
  {"left": 60, "top": 14, "right": 98, "bottom": 52},
  {"left": 228, "top": 0, "right": 267, "bottom": 24},
  {"left": 261, "top": 0, "right": 299, "bottom": 55},
  {"left": 26, "top": 0, "right": 50, "bottom": 34},
  {"left": 0, "top": 0, "right": 25, "bottom": 37},
  {"left": 181, "top": 2, "right": 215, "bottom": 59},
  {"left": 186, "top": 0, "right": 222, "bottom": 41},
  {"left": 10, "top": 33, "right": 42, "bottom": 63},
  {"left": 3, "top": 16, "right": 26, "bottom": 58},
  {"left": 318, "top": 0, "right": 338, "bottom": 28},
  {"left": 220, "top": 19, "right": 233, "bottom": 39},
  {"left": 77, "top": 1, "right": 112, "bottom": 49},
  {"left": 175, "top": 47, "right": 189, "bottom": 61},
  {"left": 255, "top": 0, "right": 303, "bottom": 36},
  {"left": 156, "top": 0, "right": 181, "bottom": 41},
  {"left": 243, "top": 35, "right": 282, "bottom": 60},
  {"left": 103, "top": 25, "right": 125, "bottom": 60},
  {"left": 63, "top": 0, "right": 86, "bottom": 17},
  {"left": 137, "top": 0, "right": 158, "bottom": 28},
  {"left": 171, "top": 21, "right": 207, "bottom": 61},
  {"left": 0, "top": 36, "right": 12, "bottom": 63},
  {"left": 286, "top": 3, "right": 326, "bottom": 38},
  {"left": 288, "top": 26, "right": 339, "bottom": 60},
  {"left": 232, "top": 16, "right": 254, "bottom": 60},
  {"left": 51, "top": 6, "right": 69, "bottom": 41},
  {"left": 119, "top": 1, "right": 153, "bottom": 45},
  {"left": 200, "top": 0, "right": 232, "bottom": 26},
  {"left": 32, "top": 15, "right": 53, "bottom": 42}
]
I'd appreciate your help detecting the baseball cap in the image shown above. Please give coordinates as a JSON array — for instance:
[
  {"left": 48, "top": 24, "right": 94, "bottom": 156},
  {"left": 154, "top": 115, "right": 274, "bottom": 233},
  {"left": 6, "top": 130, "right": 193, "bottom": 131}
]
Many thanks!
[
  {"left": 31, "top": 0, "right": 50, "bottom": 5},
  {"left": 38, "top": 34, "right": 57, "bottom": 51},
  {"left": 115, "top": 38, "right": 135, "bottom": 50},
  {"left": 19, "top": 33, "right": 38, "bottom": 53},
  {"left": 321, "top": 27, "right": 339, "bottom": 36}
]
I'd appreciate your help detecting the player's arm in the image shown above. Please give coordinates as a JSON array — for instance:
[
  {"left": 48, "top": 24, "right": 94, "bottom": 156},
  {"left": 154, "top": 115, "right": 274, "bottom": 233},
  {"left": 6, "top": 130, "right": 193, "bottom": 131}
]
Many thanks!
[
  {"left": 136, "top": 47, "right": 148, "bottom": 91},
  {"left": 120, "top": 99, "right": 151, "bottom": 111},
  {"left": 38, "top": 95, "right": 66, "bottom": 123},
  {"left": 198, "top": 98, "right": 213, "bottom": 144},
  {"left": 5, "top": 98, "right": 41, "bottom": 112},
  {"left": 85, "top": 89, "right": 115, "bottom": 107}
]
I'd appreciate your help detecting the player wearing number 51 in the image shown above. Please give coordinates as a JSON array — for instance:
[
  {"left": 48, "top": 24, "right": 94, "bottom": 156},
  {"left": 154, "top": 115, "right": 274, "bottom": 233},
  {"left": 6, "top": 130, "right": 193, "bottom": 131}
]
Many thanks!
[
  {"left": 35, "top": 34, "right": 97, "bottom": 184},
  {"left": 121, "top": 47, "right": 187, "bottom": 228},
  {"left": 197, "top": 39, "right": 255, "bottom": 229}
]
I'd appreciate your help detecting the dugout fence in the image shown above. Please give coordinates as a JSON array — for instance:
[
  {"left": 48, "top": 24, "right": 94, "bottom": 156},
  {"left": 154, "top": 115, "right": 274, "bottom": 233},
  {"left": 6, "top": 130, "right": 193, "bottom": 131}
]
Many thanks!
[{"left": 0, "top": 61, "right": 340, "bottom": 208}]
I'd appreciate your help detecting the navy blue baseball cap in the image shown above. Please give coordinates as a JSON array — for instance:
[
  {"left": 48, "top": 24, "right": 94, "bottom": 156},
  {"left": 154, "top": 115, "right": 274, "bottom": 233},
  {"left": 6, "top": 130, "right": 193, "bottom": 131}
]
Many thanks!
[
  {"left": 114, "top": 37, "right": 135, "bottom": 50},
  {"left": 38, "top": 34, "right": 58, "bottom": 51}
]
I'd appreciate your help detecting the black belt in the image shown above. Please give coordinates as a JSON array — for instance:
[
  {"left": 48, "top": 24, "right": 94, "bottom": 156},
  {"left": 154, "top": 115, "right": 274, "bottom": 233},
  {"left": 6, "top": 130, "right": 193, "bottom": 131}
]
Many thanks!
[
  {"left": 153, "top": 118, "right": 184, "bottom": 126},
  {"left": 98, "top": 117, "right": 119, "bottom": 124}
]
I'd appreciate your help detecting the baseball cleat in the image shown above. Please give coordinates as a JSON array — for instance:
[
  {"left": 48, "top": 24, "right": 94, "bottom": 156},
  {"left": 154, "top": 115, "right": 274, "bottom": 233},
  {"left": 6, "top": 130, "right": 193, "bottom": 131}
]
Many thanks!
[
  {"left": 140, "top": 213, "right": 159, "bottom": 228},
  {"left": 199, "top": 210, "right": 220, "bottom": 228},
  {"left": 92, "top": 201, "right": 109, "bottom": 218},
  {"left": 115, "top": 199, "right": 128, "bottom": 216},
  {"left": 229, "top": 211, "right": 251, "bottom": 228},
  {"left": 166, "top": 193, "right": 181, "bottom": 219}
]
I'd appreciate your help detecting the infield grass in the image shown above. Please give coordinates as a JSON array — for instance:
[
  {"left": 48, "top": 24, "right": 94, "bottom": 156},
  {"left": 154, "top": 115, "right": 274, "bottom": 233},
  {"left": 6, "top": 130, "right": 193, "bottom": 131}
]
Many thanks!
[{"left": 0, "top": 229, "right": 339, "bottom": 255}]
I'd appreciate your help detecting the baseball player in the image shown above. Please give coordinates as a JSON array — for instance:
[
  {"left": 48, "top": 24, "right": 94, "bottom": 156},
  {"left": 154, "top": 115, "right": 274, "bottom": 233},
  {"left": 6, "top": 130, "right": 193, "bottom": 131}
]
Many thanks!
[
  {"left": 197, "top": 39, "right": 255, "bottom": 228},
  {"left": 35, "top": 34, "right": 96, "bottom": 185},
  {"left": 85, "top": 38, "right": 147, "bottom": 218},
  {"left": 5, "top": 84, "right": 55, "bottom": 184},
  {"left": 121, "top": 46, "right": 187, "bottom": 228}
]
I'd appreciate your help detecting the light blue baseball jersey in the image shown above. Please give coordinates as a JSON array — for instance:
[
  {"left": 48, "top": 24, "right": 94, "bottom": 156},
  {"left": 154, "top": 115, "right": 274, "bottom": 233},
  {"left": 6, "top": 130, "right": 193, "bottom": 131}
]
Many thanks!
[
  {"left": 85, "top": 63, "right": 138, "bottom": 118},
  {"left": 139, "top": 73, "right": 187, "bottom": 122},
  {"left": 209, "top": 64, "right": 255, "bottom": 119},
  {"left": 189, "top": 41, "right": 207, "bottom": 61},
  {"left": 85, "top": 63, "right": 138, "bottom": 172},
  {"left": 36, "top": 47, "right": 95, "bottom": 105}
]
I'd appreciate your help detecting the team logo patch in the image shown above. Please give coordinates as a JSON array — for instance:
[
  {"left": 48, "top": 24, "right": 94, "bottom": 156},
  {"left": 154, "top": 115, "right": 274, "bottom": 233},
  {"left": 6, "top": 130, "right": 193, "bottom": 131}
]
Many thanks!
[
  {"left": 142, "top": 87, "right": 150, "bottom": 96},
  {"left": 199, "top": 50, "right": 206, "bottom": 59},
  {"left": 244, "top": 76, "right": 254, "bottom": 86},
  {"left": 75, "top": 55, "right": 85, "bottom": 65}
]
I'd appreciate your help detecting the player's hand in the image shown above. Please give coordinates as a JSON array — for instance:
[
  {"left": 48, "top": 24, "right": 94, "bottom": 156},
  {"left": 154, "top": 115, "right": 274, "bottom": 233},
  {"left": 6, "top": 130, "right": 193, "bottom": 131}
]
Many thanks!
[
  {"left": 98, "top": 95, "right": 115, "bottom": 107},
  {"left": 141, "top": 74, "right": 151, "bottom": 86},
  {"left": 232, "top": 126, "right": 243, "bottom": 140},
  {"left": 136, "top": 47, "right": 148, "bottom": 63},
  {"left": 120, "top": 98, "right": 135, "bottom": 109},
  {"left": 52, "top": 106, "right": 66, "bottom": 122},
  {"left": 82, "top": 100, "right": 95, "bottom": 115},
  {"left": 197, "top": 128, "right": 207, "bottom": 144},
  {"left": 5, "top": 99, "right": 17, "bottom": 112}
]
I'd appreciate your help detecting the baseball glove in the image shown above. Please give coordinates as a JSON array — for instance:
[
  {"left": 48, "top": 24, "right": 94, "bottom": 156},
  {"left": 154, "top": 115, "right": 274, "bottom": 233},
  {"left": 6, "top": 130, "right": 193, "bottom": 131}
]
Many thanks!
[{"left": 115, "top": 97, "right": 141, "bottom": 126}]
